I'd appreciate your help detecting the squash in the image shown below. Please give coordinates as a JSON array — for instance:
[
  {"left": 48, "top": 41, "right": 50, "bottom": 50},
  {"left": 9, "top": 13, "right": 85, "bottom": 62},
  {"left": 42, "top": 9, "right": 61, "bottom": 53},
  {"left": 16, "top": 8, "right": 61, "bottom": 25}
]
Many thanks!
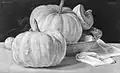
[
  {"left": 73, "top": 4, "right": 94, "bottom": 30},
  {"left": 5, "top": 30, "right": 66, "bottom": 67},
  {"left": 30, "top": 0, "right": 82, "bottom": 44},
  {"left": 5, "top": 37, "right": 14, "bottom": 50}
]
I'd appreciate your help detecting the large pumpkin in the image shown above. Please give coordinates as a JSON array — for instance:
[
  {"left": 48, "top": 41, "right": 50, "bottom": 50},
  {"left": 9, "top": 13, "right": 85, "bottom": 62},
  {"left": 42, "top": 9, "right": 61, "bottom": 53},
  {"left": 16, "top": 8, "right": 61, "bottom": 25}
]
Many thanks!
[
  {"left": 5, "top": 30, "right": 66, "bottom": 67},
  {"left": 30, "top": 0, "right": 83, "bottom": 44}
]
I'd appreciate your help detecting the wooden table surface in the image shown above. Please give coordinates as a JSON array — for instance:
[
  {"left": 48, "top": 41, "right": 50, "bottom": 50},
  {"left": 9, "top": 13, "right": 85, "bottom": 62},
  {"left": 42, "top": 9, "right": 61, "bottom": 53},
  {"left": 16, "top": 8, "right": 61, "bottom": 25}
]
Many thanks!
[{"left": 0, "top": 42, "right": 120, "bottom": 73}]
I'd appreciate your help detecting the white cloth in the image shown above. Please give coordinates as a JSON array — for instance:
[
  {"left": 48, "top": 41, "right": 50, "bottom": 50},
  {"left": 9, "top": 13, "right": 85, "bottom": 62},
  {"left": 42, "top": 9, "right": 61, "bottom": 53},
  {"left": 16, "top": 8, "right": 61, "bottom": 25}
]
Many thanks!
[{"left": 76, "top": 39, "right": 120, "bottom": 67}]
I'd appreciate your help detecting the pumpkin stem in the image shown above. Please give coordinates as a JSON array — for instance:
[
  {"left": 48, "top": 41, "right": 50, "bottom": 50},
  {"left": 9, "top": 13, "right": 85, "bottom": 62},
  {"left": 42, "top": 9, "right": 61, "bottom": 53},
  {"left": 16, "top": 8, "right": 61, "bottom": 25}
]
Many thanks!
[
  {"left": 34, "top": 19, "right": 41, "bottom": 32},
  {"left": 59, "top": 0, "right": 65, "bottom": 13}
]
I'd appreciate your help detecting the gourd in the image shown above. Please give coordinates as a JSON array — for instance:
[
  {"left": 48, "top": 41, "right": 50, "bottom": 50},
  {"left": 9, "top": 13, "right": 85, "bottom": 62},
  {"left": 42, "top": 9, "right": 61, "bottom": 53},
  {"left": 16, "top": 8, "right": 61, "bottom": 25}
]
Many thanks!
[
  {"left": 5, "top": 30, "right": 66, "bottom": 67},
  {"left": 30, "top": 0, "right": 83, "bottom": 44},
  {"left": 73, "top": 4, "right": 94, "bottom": 30}
]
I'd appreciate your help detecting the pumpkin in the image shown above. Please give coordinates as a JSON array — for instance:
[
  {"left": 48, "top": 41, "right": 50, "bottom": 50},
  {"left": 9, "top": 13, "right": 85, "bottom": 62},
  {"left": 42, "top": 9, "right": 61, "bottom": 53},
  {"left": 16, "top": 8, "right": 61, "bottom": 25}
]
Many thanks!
[
  {"left": 30, "top": 0, "right": 83, "bottom": 44},
  {"left": 5, "top": 30, "right": 66, "bottom": 67},
  {"left": 73, "top": 4, "right": 94, "bottom": 30}
]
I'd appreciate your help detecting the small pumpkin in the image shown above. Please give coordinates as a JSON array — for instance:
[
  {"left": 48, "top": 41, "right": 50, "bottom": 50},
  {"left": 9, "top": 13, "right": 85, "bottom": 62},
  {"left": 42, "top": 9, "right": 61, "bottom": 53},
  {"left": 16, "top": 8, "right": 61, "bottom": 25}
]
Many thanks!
[
  {"left": 30, "top": 0, "right": 83, "bottom": 44},
  {"left": 5, "top": 30, "right": 66, "bottom": 67},
  {"left": 73, "top": 4, "right": 94, "bottom": 30}
]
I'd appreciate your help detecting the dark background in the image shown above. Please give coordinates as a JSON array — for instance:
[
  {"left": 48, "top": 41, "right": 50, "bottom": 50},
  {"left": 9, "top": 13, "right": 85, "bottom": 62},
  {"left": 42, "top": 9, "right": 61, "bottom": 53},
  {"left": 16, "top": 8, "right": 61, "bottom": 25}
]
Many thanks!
[{"left": 0, "top": 0, "right": 120, "bottom": 43}]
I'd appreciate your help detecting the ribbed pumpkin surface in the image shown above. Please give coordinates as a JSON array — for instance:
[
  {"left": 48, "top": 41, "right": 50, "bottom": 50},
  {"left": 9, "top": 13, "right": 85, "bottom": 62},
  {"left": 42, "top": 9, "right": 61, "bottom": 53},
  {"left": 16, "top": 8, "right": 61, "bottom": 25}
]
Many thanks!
[
  {"left": 30, "top": 5, "right": 83, "bottom": 44},
  {"left": 7, "top": 30, "right": 66, "bottom": 67}
]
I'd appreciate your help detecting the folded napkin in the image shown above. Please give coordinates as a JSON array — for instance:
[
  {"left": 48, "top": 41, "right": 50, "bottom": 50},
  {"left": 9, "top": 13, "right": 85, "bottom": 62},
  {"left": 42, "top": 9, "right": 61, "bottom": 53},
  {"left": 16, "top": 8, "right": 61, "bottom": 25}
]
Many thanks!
[
  {"left": 76, "top": 39, "right": 120, "bottom": 67},
  {"left": 76, "top": 52, "right": 115, "bottom": 66}
]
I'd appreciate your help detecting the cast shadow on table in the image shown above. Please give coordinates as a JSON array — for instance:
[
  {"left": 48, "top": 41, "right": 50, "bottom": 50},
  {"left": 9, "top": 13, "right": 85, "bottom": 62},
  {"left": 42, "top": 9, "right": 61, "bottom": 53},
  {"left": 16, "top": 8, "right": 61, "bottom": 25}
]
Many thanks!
[{"left": 25, "top": 57, "right": 89, "bottom": 70}]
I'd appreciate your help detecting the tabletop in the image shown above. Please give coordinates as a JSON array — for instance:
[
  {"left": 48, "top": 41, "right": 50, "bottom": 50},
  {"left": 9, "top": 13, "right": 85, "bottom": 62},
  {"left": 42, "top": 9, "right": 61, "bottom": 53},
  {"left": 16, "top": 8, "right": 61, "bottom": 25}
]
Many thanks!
[{"left": 0, "top": 42, "right": 120, "bottom": 73}]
